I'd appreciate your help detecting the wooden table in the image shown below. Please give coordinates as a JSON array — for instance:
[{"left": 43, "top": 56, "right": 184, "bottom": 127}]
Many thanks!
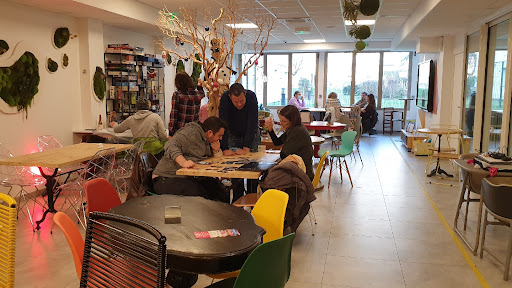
[
  {"left": 304, "top": 121, "right": 346, "bottom": 157},
  {"left": 0, "top": 143, "right": 132, "bottom": 229},
  {"left": 417, "top": 128, "right": 462, "bottom": 178},
  {"left": 176, "top": 151, "right": 280, "bottom": 180},
  {"left": 109, "top": 195, "right": 265, "bottom": 287}
]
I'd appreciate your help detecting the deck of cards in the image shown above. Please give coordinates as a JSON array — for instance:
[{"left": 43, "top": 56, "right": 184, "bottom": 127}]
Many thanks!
[{"left": 194, "top": 229, "right": 240, "bottom": 239}]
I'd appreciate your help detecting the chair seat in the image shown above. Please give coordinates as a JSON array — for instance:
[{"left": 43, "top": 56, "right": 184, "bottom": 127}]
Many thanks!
[
  {"left": 319, "top": 149, "right": 352, "bottom": 158},
  {"left": 206, "top": 277, "right": 237, "bottom": 288}
]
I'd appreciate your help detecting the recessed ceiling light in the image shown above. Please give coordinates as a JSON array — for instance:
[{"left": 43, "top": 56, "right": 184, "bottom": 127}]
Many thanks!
[
  {"left": 344, "top": 20, "right": 376, "bottom": 26},
  {"left": 226, "top": 23, "right": 258, "bottom": 29},
  {"left": 304, "top": 39, "right": 326, "bottom": 43}
]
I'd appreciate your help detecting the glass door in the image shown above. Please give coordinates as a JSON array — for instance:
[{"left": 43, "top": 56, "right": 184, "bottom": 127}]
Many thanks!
[
  {"left": 462, "top": 31, "right": 480, "bottom": 152},
  {"left": 482, "top": 20, "right": 509, "bottom": 152}
]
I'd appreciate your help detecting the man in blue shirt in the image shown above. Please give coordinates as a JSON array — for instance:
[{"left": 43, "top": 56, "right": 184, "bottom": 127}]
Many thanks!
[{"left": 219, "top": 83, "right": 261, "bottom": 201}]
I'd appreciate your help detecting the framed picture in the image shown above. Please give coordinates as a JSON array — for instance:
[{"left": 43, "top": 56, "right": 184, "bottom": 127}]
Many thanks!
[{"left": 406, "top": 122, "right": 415, "bottom": 133}]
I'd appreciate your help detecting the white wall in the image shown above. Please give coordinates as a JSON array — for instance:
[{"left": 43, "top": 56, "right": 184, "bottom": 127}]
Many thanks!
[{"left": 0, "top": 2, "right": 81, "bottom": 155}]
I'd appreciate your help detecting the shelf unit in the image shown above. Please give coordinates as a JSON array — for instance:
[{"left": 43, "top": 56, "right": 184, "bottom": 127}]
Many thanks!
[{"left": 104, "top": 52, "right": 165, "bottom": 123}]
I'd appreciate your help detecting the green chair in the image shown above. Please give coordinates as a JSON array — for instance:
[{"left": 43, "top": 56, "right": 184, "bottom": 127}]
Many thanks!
[
  {"left": 206, "top": 233, "right": 296, "bottom": 288},
  {"left": 318, "top": 130, "right": 357, "bottom": 188}
]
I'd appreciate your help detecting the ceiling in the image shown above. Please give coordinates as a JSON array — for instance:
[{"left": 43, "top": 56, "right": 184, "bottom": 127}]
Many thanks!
[{"left": 8, "top": 0, "right": 512, "bottom": 51}]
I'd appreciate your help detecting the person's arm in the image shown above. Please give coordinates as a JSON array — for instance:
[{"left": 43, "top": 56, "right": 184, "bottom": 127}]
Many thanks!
[
  {"left": 155, "top": 114, "right": 168, "bottom": 139},
  {"left": 268, "top": 129, "right": 286, "bottom": 146},
  {"left": 300, "top": 97, "right": 306, "bottom": 109},
  {"left": 168, "top": 92, "right": 179, "bottom": 136},
  {"left": 242, "top": 93, "right": 259, "bottom": 150},
  {"left": 219, "top": 91, "right": 230, "bottom": 151},
  {"left": 167, "top": 131, "right": 195, "bottom": 168},
  {"left": 279, "top": 127, "right": 305, "bottom": 159},
  {"left": 113, "top": 117, "right": 131, "bottom": 133},
  {"left": 288, "top": 97, "right": 297, "bottom": 108}
]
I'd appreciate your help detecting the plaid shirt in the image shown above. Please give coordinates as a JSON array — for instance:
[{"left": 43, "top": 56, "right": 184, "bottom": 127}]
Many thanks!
[{"left": 168, "top": 89, "right": 204, "bottom": 136}]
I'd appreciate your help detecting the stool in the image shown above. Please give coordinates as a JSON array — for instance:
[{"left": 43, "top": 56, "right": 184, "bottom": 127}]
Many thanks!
[{"left": 382, "top": 107, "right": 402, "bottom": 135}]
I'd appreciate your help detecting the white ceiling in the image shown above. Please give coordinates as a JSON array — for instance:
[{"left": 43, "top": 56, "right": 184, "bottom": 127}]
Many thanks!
[{"left": 8, "top": 0, "right": 512, "bottom": 51}]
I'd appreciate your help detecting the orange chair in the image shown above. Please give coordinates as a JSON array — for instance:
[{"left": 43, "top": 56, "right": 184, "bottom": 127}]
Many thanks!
[
  {"left": 53, "top": 212, "right": 84, "bottom": 280},
  {"left": 83, "top": 178, "right": 122, "bottom": 214}
]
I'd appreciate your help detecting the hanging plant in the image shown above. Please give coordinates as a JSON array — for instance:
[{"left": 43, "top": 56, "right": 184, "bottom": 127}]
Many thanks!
[
  {"left": 355, "top": 40, "right": 366, "bottom": 51},
  {"left": 349, "top": 25, "right": 371, "bottom": 40},
  {"left": 47, "top": 58, "right": 58, "bottom": 73},
  {"left": 93, "top": 66, "right": 106, "bottom": 101},
  {"left": 176, "top": 59, "right": 185, "bottom": 73},
  {"left": 359, "top": 0, "right": 380, "bottom": 16},
  {"left": 62, "top": 53, "right": 69, "bottom": 68},
  {"left": 343, "top": 0, "right": 359, "bottom": 24},
  {"left": 0, "top": 40, "right": 8, "bottom": 55},
  {"left": 191, "top": 54, "right": 202, "bottom": 86},
  {"left": 0, "top": 52, "right": 40, "bottom": 117}
]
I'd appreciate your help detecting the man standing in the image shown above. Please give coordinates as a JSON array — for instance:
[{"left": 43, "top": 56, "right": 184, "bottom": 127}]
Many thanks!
[
  {"left": 219, "top": 83, "right": 260, "bottom": 201},
  {"left": 152, "top": 116, "right": 229, "bottom": 202},
  {"left": 354, "top": 92, "right": 368, "bottom": 108}
]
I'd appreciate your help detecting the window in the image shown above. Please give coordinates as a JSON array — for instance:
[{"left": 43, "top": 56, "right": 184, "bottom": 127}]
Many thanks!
[
  {"left": 266, "top": 55, "right": 289, "bottom": 106},
  {"left": 241, "top": 54, "right": 264, "bottom": 105},
  {"left": 381, "top": 52, "right": 410, "bottom": 108},
  {"left": 326, "top": 53, "right": 352, "bottom": 106},
  {"left": 355, "top": 53, "right": 380, "bottom": 104},
  {"left": 462, "top": 31, "right": 480, "bottom": 151},
  {"left": 291, "top": 53, "right": 317, "bottom": 108}
]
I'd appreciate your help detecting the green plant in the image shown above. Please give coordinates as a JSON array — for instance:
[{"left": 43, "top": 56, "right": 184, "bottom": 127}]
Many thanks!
[
  {"left": 349, "top": 25, "right": 371, "bottom": 40},
  {"left": 342, "top": 0, "right": 359, "bottom": 24},
  {"left": 355, "top": 41, "right": 366, "bottom": 51},
  {"left": 0, "top": 40, "right": 8, "bottom": 55},
  {"left": 93, "top": 66, "right": 106, "bottom": 101},
  {"left": 191, "top": 54, "right": 202, "bottom": 86},
  {"left": 47, "top": 58, "right": 58, "bottom": 72},
  {"left": 176, "top": 60, "right": 185, "bottom": 73},
  {"left": 359, "top": 0, "right": 380, "bottom": 16},
  {"left": 54, "top": 27, "right": 70, "bottom": 48},
  {"left": 0, "top": 52, "right": 40, "bottom": 117},
  {"left": 62, "top": 53, "right": 69, "bottom": 68}
]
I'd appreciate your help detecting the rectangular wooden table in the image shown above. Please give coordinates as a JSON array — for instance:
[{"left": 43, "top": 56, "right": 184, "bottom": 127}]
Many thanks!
[
  {"left": 0, "top": 143, "right": 133, "bottom": 229},
  {"left": 176, "top": 151, "right": 281, "bottom": 180}
]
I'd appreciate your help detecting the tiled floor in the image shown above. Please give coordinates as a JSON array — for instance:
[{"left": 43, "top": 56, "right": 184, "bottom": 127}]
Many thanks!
[{"left": 7, "top": 134, "right": 512, "bottom": 287}]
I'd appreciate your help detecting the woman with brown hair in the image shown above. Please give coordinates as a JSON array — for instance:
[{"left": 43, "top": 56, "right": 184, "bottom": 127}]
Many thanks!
[
  {"left": 168, "top": 72, "right": 204, "bottom": 137},
  {"left": 265, "top": 105, "right": 314, "bottom": 180}
]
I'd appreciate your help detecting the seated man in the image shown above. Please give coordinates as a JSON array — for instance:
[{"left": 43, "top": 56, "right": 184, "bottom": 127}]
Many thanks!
[{"left": 152, "top": 117, "right": 229, "bottom": 202}]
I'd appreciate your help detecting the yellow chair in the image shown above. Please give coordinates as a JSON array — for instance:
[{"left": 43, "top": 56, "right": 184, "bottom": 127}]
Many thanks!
[
  {"left": 0, "top": 193, "right": 17, "bottom": 287},
  {"left": 312, "top": 151, "right": 329, "bottom": 190},
  {"left": 207, "top": 189, "right": 289, "bottom": 281}
]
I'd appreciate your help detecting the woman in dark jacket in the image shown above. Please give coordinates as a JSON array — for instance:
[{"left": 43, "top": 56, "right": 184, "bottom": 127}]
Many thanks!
[
  {"left": 361, "top": 93, "right": 377, "bottom": 133},
  {"left": 265, "top": 105, "right": 314, "bottom": 180}
]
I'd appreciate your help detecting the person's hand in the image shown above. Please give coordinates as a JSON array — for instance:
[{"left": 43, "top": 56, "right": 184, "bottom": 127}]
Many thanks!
[
  {"left": 109, "top": 121, "right": 116, "bottom": 128},
  {"left": 223, "top": 149, "right": 235, "bottom": 156},
  {"left": 211, "top": 140, "right": 221, "bottom": 153},
  {"left": 236, "top": 147, "right": 250, "bottom": 155},
  {"left": 181, "top": 160, "right": 196, "bottom": 169},
  {"left": 264, "top": 117, "right": 274, "bottom": 131}
]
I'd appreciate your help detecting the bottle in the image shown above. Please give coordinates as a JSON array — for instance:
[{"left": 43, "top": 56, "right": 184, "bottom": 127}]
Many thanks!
[{"left": 98, "top": 115, "right": 103, "bottom": 130}]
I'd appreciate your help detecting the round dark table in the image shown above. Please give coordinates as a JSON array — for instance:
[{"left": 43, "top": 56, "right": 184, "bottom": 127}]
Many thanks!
[{"left": 109, "top": 195, "right": 265, "bottom": 288}]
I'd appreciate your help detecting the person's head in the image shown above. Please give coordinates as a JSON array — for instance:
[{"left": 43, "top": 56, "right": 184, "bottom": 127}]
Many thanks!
[
  {"left": 294, "top": 91, "right": 301, "bottom": 99},
  {"left": 202, "top": 116, "right": 228, "bottom": 143},
  {"left": 228, "top": 83, "right": 247, "bottom": 110},
  {"left": 278, "top": 105, "right": 301, "bottom": 130},
  {"left": 136, "top": 99, "right": 150, "bottom": 111},
  {"left": 361, "top": 92, "right": 367, "bottom": 101},
  {"left": 367, "top": 94, "right": 376, "bottom": 106},
  {"left": 328, "top": 92, "right": 338, "bottom": 99},
  {"left": 175, "top": 72, "right": 195, "bottom": 92}
]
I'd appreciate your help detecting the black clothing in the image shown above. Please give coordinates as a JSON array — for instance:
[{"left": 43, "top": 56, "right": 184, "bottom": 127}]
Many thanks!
[{"left": 219, "top": 90, "right": 259, "bottom": 150}]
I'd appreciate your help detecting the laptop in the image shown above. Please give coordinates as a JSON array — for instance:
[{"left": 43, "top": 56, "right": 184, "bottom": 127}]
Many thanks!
[{"left": 237, "top": 161, "right": 277, "bottom": 172}]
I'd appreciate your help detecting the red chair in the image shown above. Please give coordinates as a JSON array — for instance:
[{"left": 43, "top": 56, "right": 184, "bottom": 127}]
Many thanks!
[
  {"left": 83, "top": 178, "right": 121, "bottom": 214},
  {"left": 53, "top": 212, "right": 84, "bottom": 280}
]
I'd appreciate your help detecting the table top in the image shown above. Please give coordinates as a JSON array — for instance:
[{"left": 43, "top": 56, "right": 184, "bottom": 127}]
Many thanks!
[
  {"left": 310, "top": 136, "right": 325, "bottom": 144},
  {"left": 305, "top": 121, "right": 346, "bottom": 130},
  {"left": 417, "top": 128, "right": 462, "bottom": 135},
  {"left": 454, "top": 159, "right": 512, "bottom": 176},
  {"left": 109, "top": 195, "right": 265, "bottom": 274},
  {"left": 306, "top": 108, "right": 326, "bottom": 112},
  {"left": 176, "top": 151, "right": 281, "bottom": 179},
  {"left": 0, "top": 143, "right": 133, "bottom": 168}
]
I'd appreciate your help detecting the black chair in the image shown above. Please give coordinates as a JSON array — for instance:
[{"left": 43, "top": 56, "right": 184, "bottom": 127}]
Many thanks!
[
  {"left": 80, "top": 211, "right": 167, "bottom": 288},
  {"left": 480, "top": 177, "right": 512, "bottom": 280}
]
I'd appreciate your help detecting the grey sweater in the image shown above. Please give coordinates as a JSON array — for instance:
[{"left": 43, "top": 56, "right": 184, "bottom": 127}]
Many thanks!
[
  {"left": 113, "top": 110, "right": 167, "bottom": 139},
  {"left": 153, "top": 122, "right": 213, "bottom": 178}
]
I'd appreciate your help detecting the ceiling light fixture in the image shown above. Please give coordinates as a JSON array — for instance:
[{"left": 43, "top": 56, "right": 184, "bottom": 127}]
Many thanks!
[
  {"left": 344, "top": 20, "right": 376, "bottom": 26},
  {"left": 226, "top": 23, "right": 258, "bottom": 29},
  {"left": 304, "top": 39, "right": 326, "bottom": 43}
]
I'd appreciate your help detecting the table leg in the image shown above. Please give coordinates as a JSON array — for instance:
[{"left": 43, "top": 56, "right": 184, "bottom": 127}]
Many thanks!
[
  {"left": 166, "top": 270, "right": 198, "bottom": 288},
  {"left": 35, "top": 167, "right": 59, "bottom": 230},
  {"left": 426, "top": 134, "right": 454, "bottom": 178}
]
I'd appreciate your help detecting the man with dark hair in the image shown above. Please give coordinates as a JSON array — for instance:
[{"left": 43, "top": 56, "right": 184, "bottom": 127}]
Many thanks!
[
  {"left": 219, "top": 83, "right": 260, "bottom": 201},
  {"left": 354, "top": 92, "right": 368, "bottom": 108},
  {"left": 152, "top": 116, "right": 229, "bottom": 202}
]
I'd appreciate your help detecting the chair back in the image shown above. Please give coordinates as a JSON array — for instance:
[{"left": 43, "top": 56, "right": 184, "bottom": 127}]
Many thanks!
[
  {"left": 312, "top": 152, "right": 329, "bottom": 189},
  {"left": 0, "top": 143, "right": 43, "bottom": 187},
  {"left": 127, "top": 151, "right": 159, "bottom": 200},
  {"left": 37, "top": 135, "right": 63, "bottom": 152},
  {"left": 233, "top": 233, "right": 296, "bottom": 288},
  {"left": 251, "top": 189, "right": 289, "bottom": 243},
  {"left": 481, "top": 177, "right": 512, "bottom": 219},
  {"left": 116, "top": 140, "right": 145, "bottom": 176},
  {"left": 340, "top": 131, "right": 357, "bottom": 154},
  {"left": 81, "top": 148, "right": 116, "bottom": 183},
  {"left": 84, "top": 178, "right": 122, "bottom": 214},
  {"left": 54, "top": 212, "right": 84, "bottom": 280},
  {"left": 459, "top": 153, "right": 484, "bottom": 193},
  {"left": 300, "top": 111, "right": 312, "bottom": 123},
  {"left": 80, "top": 212, "right": 167, "bottom": 288},
  {"left": 0, "top": 143, "right": 16, "bottom": 183},
  {"left": 0, "top": 194, "right": 17, "bottom": 287}
]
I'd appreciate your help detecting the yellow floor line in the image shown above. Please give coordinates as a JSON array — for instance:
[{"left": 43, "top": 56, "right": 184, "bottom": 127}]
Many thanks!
[{"left": 390, "top": 137, "right": 490, "bottom": 288}]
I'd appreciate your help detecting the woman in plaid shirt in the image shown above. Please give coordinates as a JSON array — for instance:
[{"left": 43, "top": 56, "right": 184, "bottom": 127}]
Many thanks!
[{"left": 168, "top": 72, "right": 204, "bottom": 137}]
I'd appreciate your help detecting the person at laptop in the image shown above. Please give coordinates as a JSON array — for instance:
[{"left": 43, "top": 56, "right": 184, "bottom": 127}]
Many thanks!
[
  {"left": 152, "top": 116, "right": 229, "bottom": 202},
  {"left": 219, "top": 83, "right": 260, "bottom": 201},
  {"left": 265, "top": 105, "right": 314, "bottom": 180}
]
